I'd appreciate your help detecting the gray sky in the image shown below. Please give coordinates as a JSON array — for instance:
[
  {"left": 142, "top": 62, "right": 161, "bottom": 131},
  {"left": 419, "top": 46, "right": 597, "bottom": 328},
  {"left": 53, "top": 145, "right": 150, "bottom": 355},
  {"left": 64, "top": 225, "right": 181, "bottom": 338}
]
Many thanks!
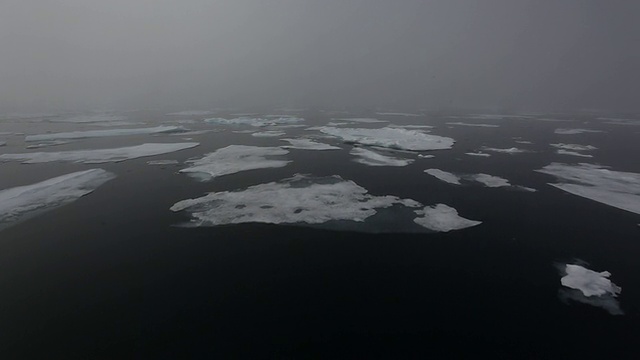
[{"left": 1, "top": 0, "right": 638, "bottom": 112}]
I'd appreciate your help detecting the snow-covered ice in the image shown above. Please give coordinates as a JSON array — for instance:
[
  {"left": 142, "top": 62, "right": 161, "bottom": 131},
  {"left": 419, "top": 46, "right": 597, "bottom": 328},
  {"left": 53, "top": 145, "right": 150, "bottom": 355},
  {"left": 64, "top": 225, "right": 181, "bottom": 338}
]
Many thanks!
[
  {"left": 465, "top": 152, "right": 491, "bottom": 157},
  {"left": 0, "top": 169, "right": 115, "bottom": 231},
  {"left": 279, "top": 138, "right": 340, "bottom": 151},
  {"left": 251, "top": 131, "right": 286, "bottom": 137},
  {"left": 0, "top": 143, "right": 199, "bottom": 164},
  {"left": 482, "top": 147, "right": 526, "bottom": 154},
  {"left": 559, "top": 264, "right": 622, "bottom": 315},
  {"left": 350, "top": 147, "right": 413, "bottom": 167},
  {"left": 537, "top": 163, "right": 640, "bottom": 215},
  {"left": 179, "top": 145, "right": 290, "bottom": 181},
  {"left": 413, "top": 204, "right": 481, "bottom": 232},
  {"left": 26, "top": 126, "right": 186, "bottom": 142},
  {"left": 446, "top": 122, "right": 499, "bottom": 128},
  {"left": 315, "top": 127, "right": 454, "bottom": 151},
  {"left": 469, "top": 174, "right": 511, "bottom": 187},
  {"left": 424, "top": 169, "right": 461, "bottom": 185},
  {"left": 171, "top": 174, "right": 421, "bottom": 227}
]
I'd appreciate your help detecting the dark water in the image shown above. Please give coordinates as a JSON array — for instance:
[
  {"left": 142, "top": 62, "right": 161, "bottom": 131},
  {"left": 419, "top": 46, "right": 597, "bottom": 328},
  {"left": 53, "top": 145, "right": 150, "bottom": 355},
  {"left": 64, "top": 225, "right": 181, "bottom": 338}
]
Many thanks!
[{"left": 0, "top": 110, "right": 639, "bottom": 358}]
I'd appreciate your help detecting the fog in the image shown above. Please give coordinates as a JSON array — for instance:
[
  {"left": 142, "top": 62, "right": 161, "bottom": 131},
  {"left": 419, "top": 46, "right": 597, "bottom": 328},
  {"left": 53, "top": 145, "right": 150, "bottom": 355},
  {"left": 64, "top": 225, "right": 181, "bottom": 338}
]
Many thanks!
[{"left": 1, "top": 0, "right": 638, "bottom": 112}]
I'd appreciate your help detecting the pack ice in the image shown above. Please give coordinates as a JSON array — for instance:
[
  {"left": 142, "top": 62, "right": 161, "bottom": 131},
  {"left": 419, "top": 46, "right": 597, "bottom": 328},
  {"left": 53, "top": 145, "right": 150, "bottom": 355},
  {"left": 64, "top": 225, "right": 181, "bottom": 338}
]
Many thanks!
[
  {"left": 315, "top": 127, "right": 454, "bottom": 151},
  {"left": 0, "top": 143, "right": 199, "bottom": 164},
  {"left": 537, "top": 163, "right": 640, "bottom": 215},
  {"left": 179, "top": 145, "right": 290, "bottom": 181},
  {"left": 0, "top": 169, "right": 115, "bottom": 231},
  {"left": 26, "top": 126, "right": 185, "bottom": 142}
]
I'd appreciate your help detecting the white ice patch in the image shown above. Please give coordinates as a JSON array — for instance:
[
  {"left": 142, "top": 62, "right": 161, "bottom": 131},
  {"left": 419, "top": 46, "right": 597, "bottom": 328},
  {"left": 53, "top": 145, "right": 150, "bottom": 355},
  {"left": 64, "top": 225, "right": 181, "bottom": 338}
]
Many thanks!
[
  {"left": 205, "top": 116, "right": 303, "bottom": 127},
  {"left": 557, "top": 150, "right": 593, "bottom": 158},
  {"left": 167, "top": 110, "right": 215, "bottom": 116},
  {"left": 424, "top": 169, "right": 461, "bottom": 185},
  {"left": 0, "top": 143, "right": 199, "bottom": 164},
  {"left": 170, "top": 174, "right": 421, "bottom": 227},
  {"left": 315, "top": 127, "right": 454, "bottom": 151},
  {"left": 26, "top": 126, "right": 185, "bottom": 142},
  {"left": 515, "top": 140, "right": 533, "bottom": 144},
  {"left": 418, "top": 154, "right": 435, "bottom": 158},
  {"left": 279, "top": 138, "right": 340, "bottom": 151},
  {"left": 555, "top": 128, "right": 603, "bottom": 135},
  {"left": 482, "top": 147, "right": 526, "bottom": 154},
  {"left": 536, "top": 163, "right": 640, "bottom": 215},
  {"left": 326, "top": 122, "right": 352, "bottom": 126},
  {"left": 147, "top": 160, "right": 179, "bottom": 165},
  {"left": 350, "top": 147, "right": 413, "bottom": 167},
  {"left": 465, "top": 152, "right": 491, "bottom": 157},
  {"left": 413, "top": 204, "right": 481, "bottom": 232},
  {"left": 251, "top": 131, "right": 286, "bottom": 137},
  {"left": 0, "top": 169, "right": 115, "bottom": 231},
  {"left": 51, "top": 114, "right": 127, "bottom": 123},
  {"left": 389, "top": 125, "right": 433, "bottom": 129},
  {"left": 26, "top": 140, "right": 72, "bottom": 149},
  {"left": 551, "top": 143, "right": 597, "bottom": 151},
  {"left": 334, "top": 118, "right": 387, "bottom": 123},
  {"left": 179, "top": 145, "right": 290, "bottom": 181},
  {"left": 559, "top": 264, "right": 622, "bottom": 315},
  {"left": 446, "top": 122, "right": 499, "bottom": 128},
  {"left": 469, "top": 174, "right": 510, "bottom": 187}
]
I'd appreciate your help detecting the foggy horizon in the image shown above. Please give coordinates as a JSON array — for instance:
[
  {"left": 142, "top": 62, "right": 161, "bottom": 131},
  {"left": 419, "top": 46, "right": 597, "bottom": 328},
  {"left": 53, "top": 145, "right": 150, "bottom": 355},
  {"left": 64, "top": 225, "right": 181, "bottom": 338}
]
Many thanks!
[{"left": 1, "top": 1, "right": 639, "bottom": 113}]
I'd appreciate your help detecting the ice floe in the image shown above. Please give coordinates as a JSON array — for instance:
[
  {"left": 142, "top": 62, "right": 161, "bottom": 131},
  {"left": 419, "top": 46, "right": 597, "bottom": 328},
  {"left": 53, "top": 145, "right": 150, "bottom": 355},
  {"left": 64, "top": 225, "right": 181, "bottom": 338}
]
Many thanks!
[
  {"left": 179, "top": 145, "right": 290, "bottom": 181},
  {"left": 446, "top": 122, "right": 499, "bottom": 128},
  {"left": 205, "top": 116, "right": 304, "bottom": 127},
  {"left": 50, "top": 114, "right": 127, "bottom": 123},
  {"left": 424, "top": 169, "right": 461, "bottom": 185},
  {"left": 0, "top": 169, "right": 115, "bottom": 231},
  {"left": 167, "top": 110, "right": 215, "bottom": 116},
  {"left": 482, "top": 147, "right": 527, "bottom": 154},
  {"left": 557, "top": 150, "right": 593, "bottom": 158},
  {"left": 350, "top": 147, "right": 413, "bottom": 167},
  {"left": 469, "top": 174, "right": 510, "bottom": 188},
  {"left": 26, "top": 126, "right": 186, "bottom": 142},
  {"left": 279, "top": 138, "right": 340, "bottom": 151},
  {"left": 418, "top": 154, "right": 435, "bottom": 159},
  {"left": 147, "top": 160, "right": 179, "bottom": 165},
  {"left": 536, "top": 163, "right": 640, "bottom": 215},
  {"left": 251, "top": 131, "right": 286, "bottom": 137},
  {"left": 26, "top": 140, "right": 72, "bottom": 149},
  {"left": 376, "top": 112, "right": 421, "bottom": 117},
  {"left": 334, "top": 118, "right": 387, "bottom": 123},
  {"left": 315, "top": 127, "right": 454, "bottom": 151},
  {"left": 515, "top": 140, "right": 533, "bottom": 144},
  {"left": 555, "top": 128, "right": 604, "bottom": 135},
  {"left": 170, "top": 174, "right": 421, "bottom": 228},
  {"left": 465, "top": 152, "right": 491, "bottom": 157},
  {"left": 551, "top": 143, "right": 597, "bottom": 151},
  {"left": 389, "top": 125, "right": 433, "bottom": 129},
  {"left": 413, "top": 204, "right": 481, "bottom": 232},
  {"left": 559, "top": 264, "right": 622, "bottom": 315},
  {"left": 0, "top": 143, "right": 199, "bottom": 164}
]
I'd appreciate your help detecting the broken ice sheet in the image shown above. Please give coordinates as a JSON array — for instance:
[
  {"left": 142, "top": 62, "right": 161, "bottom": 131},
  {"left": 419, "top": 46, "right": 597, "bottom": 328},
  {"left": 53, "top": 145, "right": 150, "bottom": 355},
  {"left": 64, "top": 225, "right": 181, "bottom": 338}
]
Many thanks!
[
  {"left": 26, "top": 126, "right": 186, "bottom": 142},
  {"left": 0, "top": 169, "right": 115, "bottom": 231},
  {"left": 413, "top": 204, "right": 481, "bottom": 232},
  {"left": 559, "top": 263, "right": 623, "bottom": 315},
  {"left": 350, "top": 147, "right": 413, "bottom": 167},
  {"left": 0, "top": 143, "right": 199, "bottom": 164},
  {"left": 315, "top": 126, "right": 454, "bottom": 151},
  {"left": 179, "top": 145, "right": 290, "bottom": 181}
]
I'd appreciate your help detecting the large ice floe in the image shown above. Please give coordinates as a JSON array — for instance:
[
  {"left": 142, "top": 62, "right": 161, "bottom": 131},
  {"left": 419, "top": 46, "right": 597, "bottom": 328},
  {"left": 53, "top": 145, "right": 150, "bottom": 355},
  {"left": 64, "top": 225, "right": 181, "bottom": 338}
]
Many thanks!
[
  {"left": 314, "top": 127, "right": 454, "bottom": 151},
  {"left": 179, "top": 145, "right": 290, "bottom": 181},
  {"left": 0, "top": 143, "right": 199, "bottom": 164},
  {"left": 279, "top": 138, "right": 340, "bottom": 150},
  {"left": 350, "top": 147, "right": 413, "bottom": 167},
  {"left": 375, "top": 112, "right": 421, "bottom": 117},
  {"left": 536, "top": 163, "right": 640, "bottom": 215},
  {"left": 204, "top": 116, "right": 304, "bottom": 127},
  {"left": 26, "top": 126, "right": 185, "bottom": 142},
  {"left": 559, "top": 264, "right": 623, "bottom": 315},
  {"left": 0, "top": 169, "right": 115, "bottom": 231},
  {"left": 413, "top": 204, "right": 481, "bottom": 232}
]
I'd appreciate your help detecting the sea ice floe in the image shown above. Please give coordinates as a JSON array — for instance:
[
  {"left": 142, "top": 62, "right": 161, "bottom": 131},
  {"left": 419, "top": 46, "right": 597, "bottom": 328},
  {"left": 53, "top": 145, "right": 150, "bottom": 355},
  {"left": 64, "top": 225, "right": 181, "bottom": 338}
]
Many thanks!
[
  {"left": 170, "top": 174, "right": 422, "bottom": 227},
  {"left": 350, "top": 147, "right": 413, "bottom": 167},
  {"left": 26, "top": 126, "right": 186, "bottom": 142},
  {"left": 559, "top": 264, "right": 622, "bottom": 315},
  {"left": 326, "top": 122, "right": 352, "bottom": 126},
  {"left": 465, "top": 152, "right": 491, "bottom": 157},
  {"left": 551, "top": 143, "right": 597, "bottom": 151},
  {"left": 469, "top": 174, "right": 510, "bottom": 188},
  {"left": 424, "top": 169, "right": 461, "bottom": 185},
  {"left": 279, "top": 138, "right": 340, "bottom": 150},
  {"left": 555, "top": 128, "right": 604, "bottom": 135},
  {"left": 557, "top": 150, "right": 593, "bottom": 158},
  {"left": 334, "top": 118, "right": 387, "bottom": 123},
  {"left": 389, "top": 125, "right": 433, "bottom": 129},
  {"left": 515, "top": 140, "right": 533, "bottom": 144},
  {"left": 597, "top": 117, "right": 640, "bottom": 126},
  {"left": 413, "top": 204, "right": 481, "bottom": 232},
  {"left": 251, "top": 131, "right": 286, "bottom": 137},
  {"left": 179, "top": 145, "right": 290, "bottom": 181},
  {"left": 0, "top": 143, "right": 199, "bottom": 164},
  {"left": 536, "top": 163, "right": 640, "bottom": 215},
  {"left": 147, "top": 160, "right": 179, "bottom": 165},
  {"left": 315, "top": 127, "right": 454, "bottom": 151},
  {"left": 0, "top": 169, "right": 115, "bottom": 231},
  {"left": 167, "top": 110, "right": 215, "bottom": 116},
  {"left": 375, "top": 112, "right": 421, "bottom": 117},
  {"left": 418, "top": 154, "right": 435, "bottom": 158},
  {"left": 482, "top": 147, "right": 527, "bottom": 154},
  {"left": 446, "top": 122, "right": 499, "bottom": 128},
  {"left": 205, "top": 116, "right": 304, "bottom": 127},
  {"left": 25, "top": 140, "right": 72, "bottom": 149}
]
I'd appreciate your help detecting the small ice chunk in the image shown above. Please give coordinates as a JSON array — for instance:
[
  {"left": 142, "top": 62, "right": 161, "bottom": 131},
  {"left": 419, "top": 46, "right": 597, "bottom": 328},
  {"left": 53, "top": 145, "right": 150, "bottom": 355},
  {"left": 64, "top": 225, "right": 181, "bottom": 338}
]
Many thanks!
[
  {"left": 557, "top": 150, "right": 593, "bottom": 158},
  {"left": 418, "top": 154, "right": 435, "bottom": 158},
  {"left": 446, "top": 122, "right": 499, "bottom": 128},
  {"left": 279, "top": 138, "right": 340, "bottom": 150},
  {"left": 515, "top": 140, "right": 533, "bottom": 144},
  {"left": 147, "top": 160, "right": 179, "bottom": 165},
  {"left": 251, "top": 131, "right": 286, "bottom": 137},
  {"left": 469, "top": 174, "right": 511, "bottom": 187},
  {"left": 0, "top": 169, "right": 115, "bottom": 231},
  {"left": 561, "top": 264, "right": 621, "bottom": 297},
  {"left": 413, "top": 204, "right": 481, "bottom": 232},
  {"left": 179, "top": 145, "right": 290, "bottom": 181},
  {"left": 465, "top": 152, "right": 491, "bottom": 157},
  {"left": 350, "top": 147, "right": 413, "bottom": 167},
  {"left": 551, "top": 143, "right": 597, "bottom": 151},
  {"left": 424, "top": 169, "right": 461, "bottom": 185},
  {"left": 482, "top": 147, "right": 526, "bottom": 154},
  {"left": 555, "top": 128, "right": 603, "bottom": 135},
  {"left": 0, "top": 143, "right": 199, "bottom": 164},
  {"left": 26, "top": 126, "right": 185, "bottom": 142},
  {"left": 316, "top": 127, "right": 454, "bottom": 151}
]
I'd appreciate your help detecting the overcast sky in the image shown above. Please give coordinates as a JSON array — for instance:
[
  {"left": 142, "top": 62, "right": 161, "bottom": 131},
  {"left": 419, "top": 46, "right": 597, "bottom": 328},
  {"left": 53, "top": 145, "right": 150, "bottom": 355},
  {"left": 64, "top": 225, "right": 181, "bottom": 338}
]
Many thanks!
[{"left": 1, "top": 0, "right": 638, "bottom": 112}]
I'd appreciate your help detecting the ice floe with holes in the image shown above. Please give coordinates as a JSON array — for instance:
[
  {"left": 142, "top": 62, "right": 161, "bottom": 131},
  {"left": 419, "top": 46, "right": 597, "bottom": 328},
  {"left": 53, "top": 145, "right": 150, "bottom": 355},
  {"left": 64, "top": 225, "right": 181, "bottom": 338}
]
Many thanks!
[
  {"left": 251, "top": 131, "right": 286, "bottom": 137},
  {"left": 0, "top": 143, "right": 199, "bottom": 164},
  {"left": 26, "top": 126, "right": 186, "bottom": 142},
  {"left": 204, "top": 116, "right": 304, "bottom": 127},
  {"left": 446, "top": 122, "right": 499, "bottom": 128},
  {"left": 482, "top": 147, "right": 527, "bottom": 154},
  {"left": 0, "top": 169, "right": 115, "bottom": 231},
  {"left": 50, "top": 114, "right": 127, "bottom": 123},
  {"left": 279, "top": 138, "right": 340, "bottom": 151},
  {"left": 555, "top": 128, "right": 604, "bottom": 135},
  {"left": 414, "top": 204, "right": 481, "bottom": 232},
  {"left": 559, "top": 263, "right": 622, "bottom": 315},
  {"left": 167, "top": 110, "right": 215, "bottom": 116},
  {"left": 315, "top": 127, "right": 454, "bottom": 151},
  {"left": 179, "top": 145, "right": 290, "bottom": 181},
  {"left": 536, "top": 163, "right": 640, "bottom": 215},
  {"left": 557, "top": 150, "right": 593, "bottom": 158},
  {"left": 350, "top": 147, "right": 413, "bottom": 167}
]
